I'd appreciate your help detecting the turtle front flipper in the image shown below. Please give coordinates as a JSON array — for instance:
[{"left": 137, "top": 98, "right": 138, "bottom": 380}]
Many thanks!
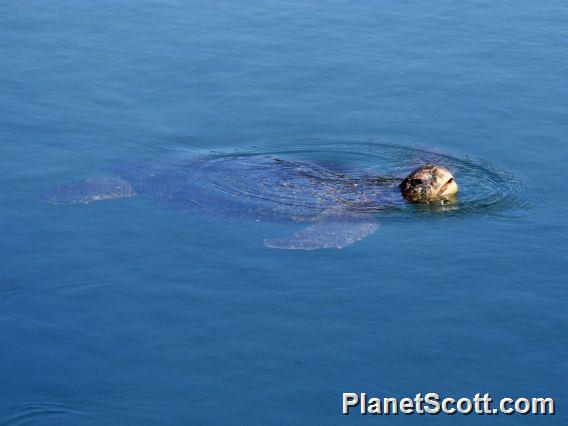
[
  {"left": 264, "top": 213, "right": 379, "bottom": 250},
  {"left": 41, "top": 177, "right": 136, "bottom": 205}
]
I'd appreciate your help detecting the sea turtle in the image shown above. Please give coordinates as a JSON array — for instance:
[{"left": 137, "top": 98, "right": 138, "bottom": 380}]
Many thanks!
[{"left": 41, "top": 155, "right": 458, "bottom": 250}]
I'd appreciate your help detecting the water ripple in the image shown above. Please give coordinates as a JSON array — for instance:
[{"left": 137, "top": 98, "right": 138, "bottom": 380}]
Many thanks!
[
  {"left": 2, "top": 402, "right": 97, "bottom": 425},
  {"left": 149, "top": 139, "right": 533, "bottom": 220}
]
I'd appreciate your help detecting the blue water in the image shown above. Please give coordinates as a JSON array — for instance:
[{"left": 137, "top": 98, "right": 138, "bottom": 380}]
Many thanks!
[{"left": 1, "top": 1, "right": 567, "bottom": 424}]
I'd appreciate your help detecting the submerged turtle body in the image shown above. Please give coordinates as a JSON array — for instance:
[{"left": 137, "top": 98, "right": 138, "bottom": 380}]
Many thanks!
[
  {"left": 42, "top": 155, "right": 457, "bottom": 250},
  {"left": 111, "top": 156, "right": 402, "bottom": 222}
]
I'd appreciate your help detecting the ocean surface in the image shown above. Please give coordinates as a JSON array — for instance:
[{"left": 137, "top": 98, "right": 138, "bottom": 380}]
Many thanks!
[{"left": 1, "top": 1, "right": 567, "bottom": 424}]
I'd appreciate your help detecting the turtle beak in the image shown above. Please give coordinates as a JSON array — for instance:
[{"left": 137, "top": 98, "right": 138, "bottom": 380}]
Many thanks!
[{"left": 437, "top": 176, "right": 458, "bottom": 197}]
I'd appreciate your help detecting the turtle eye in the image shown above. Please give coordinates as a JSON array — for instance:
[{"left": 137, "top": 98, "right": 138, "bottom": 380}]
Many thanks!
[{"left": 410, "top": 178, "right": 423, "bottom": 186}]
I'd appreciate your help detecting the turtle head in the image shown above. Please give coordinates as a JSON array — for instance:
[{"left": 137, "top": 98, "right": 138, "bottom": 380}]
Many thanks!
[{"left": 399, "top": 165, "right": 458, "bottom": 202}]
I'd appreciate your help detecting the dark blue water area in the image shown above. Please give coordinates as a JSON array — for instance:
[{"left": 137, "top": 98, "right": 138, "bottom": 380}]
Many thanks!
[{"left": 1, "top": 1, "right": 567, "bottom": 424}]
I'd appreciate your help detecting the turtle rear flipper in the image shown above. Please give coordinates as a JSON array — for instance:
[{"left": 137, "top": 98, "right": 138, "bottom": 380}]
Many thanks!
[
  {"left": 41, "top": 177, "right": 136, "bottom": 205},
  {"left": 264, "top": 214, "right": 379, "bottom": 250}
]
